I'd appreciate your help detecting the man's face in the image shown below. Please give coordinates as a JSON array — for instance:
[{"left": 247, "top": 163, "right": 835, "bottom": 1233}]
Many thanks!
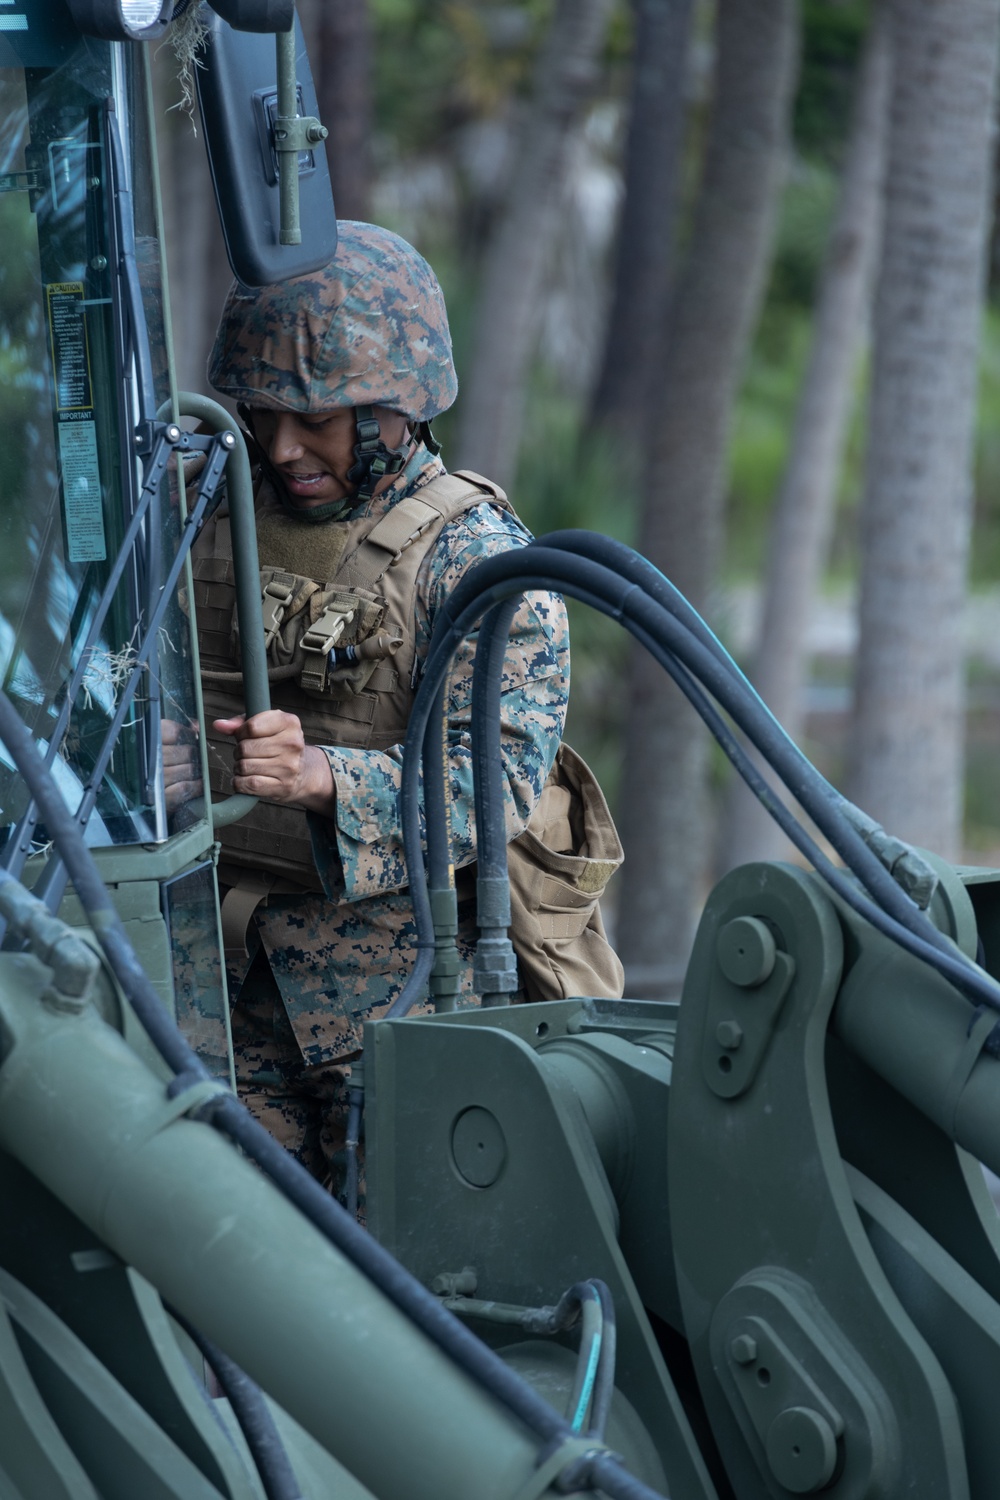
[{"left": 249, "top": 405, "right": 409, "bottom": 508}]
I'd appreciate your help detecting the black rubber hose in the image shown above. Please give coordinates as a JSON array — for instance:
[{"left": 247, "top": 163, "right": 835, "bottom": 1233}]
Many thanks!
[
  {"left": 208, "top": 1094, "right": 670, "bottom": 1500},
  {"left": 426, "top": 546, "right": 974, "bottom": 959},
  {"left": 587, "top": 1279, "right": 617, "bottom": 1442},
  {"left": 344, "top": 1083, "right": 363, "bottom": 1221},
  {"left": 167, "top": 1305, "right": 304, "bottom": 1500},
  {"left": 383, "top": 687, "right": 443, "bottom": 1019},
  {"left": 471, "top": 600, "right": 522, "bottom": 882},
  {"left": 0, "top": 691, "right": 207, "bottom": 1081},
  {"left": 537, "top": 527, "right": 797, "bottom": 753},
  {"left": 396, "top": 548, "right": 1000, "bottom": 1021},
  {"left": 562, "top": 1283, "right": 603, "bottom": 1435},
  {"left": 0, "top": 689, "right": 668, "bottom": 1500},
  {"left": 423, "top": 679, "right": 454, "bottom": 891}
]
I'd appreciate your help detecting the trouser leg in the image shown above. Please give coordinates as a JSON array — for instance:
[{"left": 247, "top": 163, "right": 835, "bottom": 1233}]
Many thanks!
[{"left": 230, "top": 944, "right": 360, "bottom": 1207}]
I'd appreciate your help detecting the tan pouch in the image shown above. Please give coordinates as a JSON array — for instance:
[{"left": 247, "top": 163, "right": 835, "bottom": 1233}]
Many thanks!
[
  {"left": 232, "top": 569, "right": 393, "bottom": 698},
  {"left": 507, "top": 744, "right": 624, "bottom": 1003}
]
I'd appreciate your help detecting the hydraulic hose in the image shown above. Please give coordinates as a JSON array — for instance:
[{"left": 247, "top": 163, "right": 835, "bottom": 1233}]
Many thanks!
[
  {"left": 390, "top": 542, "right": 1000, "bottom": 1025},
  {"left": 0, "top": 691, "right": 207, "bottom": 1082},
  {"left": 568, "top": 1289, "right": 602, "bottom": 1434},
  {"left": 588, "top": 1278, "right": 617, "bottom": 1441},
  {"left": 383, "top": 680, "right": 447, "bottom": 1020},
  {"left": 538, "top": 528, "right": 807, "bottom": 767},
  {"left": 344, "top": 1081, "right": 364, "bottom": 1221},
  {"left": 168, "top": 1306, "right": 304, "bottom": 1500},
  {"left": 472, "top": 600, "right": 523, "bottom": 881},
  {"left": 433, "top": 547, "right": 902, "bottom": 924},
  {"left": 0, "top": 686, "right": 667, "bottom": 1500},
  {"left": 469, "top": 599, "right": 523, "bottom": 1006}
]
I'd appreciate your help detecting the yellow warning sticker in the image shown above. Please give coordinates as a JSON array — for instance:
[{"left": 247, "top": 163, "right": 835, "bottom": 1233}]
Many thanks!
[{"left": 46, "top": 281, "right": 94, "bottom": 411}]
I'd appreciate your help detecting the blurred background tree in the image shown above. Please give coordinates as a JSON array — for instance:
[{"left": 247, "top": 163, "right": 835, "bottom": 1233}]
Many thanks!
[
  {"left": 153, "top": 0, "right": 1000, "bottom": 989},
  {"left": 721, "top": 1, "right": 890, "bottom": 872}
]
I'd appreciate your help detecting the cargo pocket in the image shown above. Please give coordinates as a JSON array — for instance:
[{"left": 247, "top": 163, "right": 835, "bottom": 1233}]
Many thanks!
[{"left": 506, "top": 743, "right": 624, "bottom": 1003}]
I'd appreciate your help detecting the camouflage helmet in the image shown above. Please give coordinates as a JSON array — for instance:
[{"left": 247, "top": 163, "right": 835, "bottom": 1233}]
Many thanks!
[{"left": 207, "top": 221, "right": 458, "bottom": 421}]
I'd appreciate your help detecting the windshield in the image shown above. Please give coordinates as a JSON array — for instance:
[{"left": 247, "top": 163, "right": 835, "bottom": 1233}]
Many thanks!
[{"left": 0, "top": 10, "right": 200, "bottom": 852}]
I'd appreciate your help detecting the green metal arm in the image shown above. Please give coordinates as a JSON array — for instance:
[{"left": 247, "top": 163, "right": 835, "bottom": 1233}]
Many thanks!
[
  {"left": 0, "top": 963, "right": 556, "bottom": 1500},
  {"left": 274, "top": 25, "right": 328, "bottom": 247},
  {"left": 167, "top": 393, "right": 269, "bottom": 831}
]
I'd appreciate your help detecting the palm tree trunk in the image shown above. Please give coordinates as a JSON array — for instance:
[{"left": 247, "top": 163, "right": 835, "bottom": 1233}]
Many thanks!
[
  {"left": 846, "top": 0, "right": 1000, "bottom": 859},
  {"left": 722, "top": 6, "right": 891, "bottom": 871},
  {"left": 452, "top": 0, "right": 615, "bottom": 492},
  {"left": 615, "top": 0, "right": 798, "bottom": 990},
  {"left": 313, "top": 0, "right": 373, "bottom": 224},
  {"left": 588, "top": 0, "right": 696, "bottom": 443}
]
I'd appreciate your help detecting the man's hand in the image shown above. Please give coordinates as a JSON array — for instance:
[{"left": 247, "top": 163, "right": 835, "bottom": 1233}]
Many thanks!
[
  {"left": 213, "top": 710, "right": 336, "bottom": 815},
  {"left": 162, "top": 719, "right": 202, "bottom": 813}
]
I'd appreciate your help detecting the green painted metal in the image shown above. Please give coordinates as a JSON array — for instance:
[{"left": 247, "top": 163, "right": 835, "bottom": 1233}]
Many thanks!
[
  {"left": 2, "top": 1266, "right": 228, "bottom": 1500},
  {"left": 9, "top": 13, "right": 1000, "bottom": 1500},
  {"left": 850, "top": 1165, "right": 1000, "bottom": 1500},
  {"left": 0, "top": 956, "right": 583, "bottom": 1500},
  {"left": 667, "top": 862, "right": 969, "bottom": 1500},
  {"left": 24, "top": 822, "right": 216, "bottom": 889},
  {"left": 0, "top": 1153, "right": 254, "bottom": 1498},
  {"left": 275, "top": 27, "right": 301, "bottom": 246},
  {"left": 168, "top": 392, "right": 269, "bottom": 833},
  {"left": 0, "top": 1290, "right": 100, "bottom": 1500},
  {"left": 366, "top": 997, "right": 712, "bottom": 1500}
]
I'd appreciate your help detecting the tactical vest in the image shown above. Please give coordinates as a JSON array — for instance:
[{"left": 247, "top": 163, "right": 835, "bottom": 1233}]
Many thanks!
[
  {"left": 192, "top": 467, "right": 512, "bottom": 890},
  {"left": 193, "top": 467, "right": 626, "bottom": 1005}
]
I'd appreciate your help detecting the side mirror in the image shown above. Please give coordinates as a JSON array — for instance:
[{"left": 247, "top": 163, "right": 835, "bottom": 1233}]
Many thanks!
[
  {"left": 63, "top": 0, "right": 292, "bottom": 40},
  {"left": 207, "top": 0, "right": 293, "bottom": 30},
  {"left": 195, "top": 12, "right": 337, "bottom": 287}
]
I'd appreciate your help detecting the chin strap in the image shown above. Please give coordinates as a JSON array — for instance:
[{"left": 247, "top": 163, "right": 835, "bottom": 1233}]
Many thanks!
[
  {"left": 346, "top": 405, "right": 411, "bottom": 502},
  {"left": 238, "top": 402, "right": 422, "bottom": 512}
]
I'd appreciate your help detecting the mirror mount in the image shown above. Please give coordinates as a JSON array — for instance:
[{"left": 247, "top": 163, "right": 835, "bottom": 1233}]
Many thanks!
[{"left": 195, "top": 10, "right": 337, "bottom": 286}]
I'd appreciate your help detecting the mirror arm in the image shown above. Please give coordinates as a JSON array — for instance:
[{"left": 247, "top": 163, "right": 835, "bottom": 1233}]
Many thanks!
[{"left": 273, "top": 22, "right": 328, "bottom": 246}]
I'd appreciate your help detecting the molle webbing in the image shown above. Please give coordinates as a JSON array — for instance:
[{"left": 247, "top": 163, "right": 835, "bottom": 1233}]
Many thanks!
[{"left": 193, "top": 469, "right": 512, "bottom": 895}]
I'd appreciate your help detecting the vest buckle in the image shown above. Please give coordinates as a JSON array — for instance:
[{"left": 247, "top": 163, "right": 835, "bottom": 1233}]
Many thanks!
[
  {"left": 261, "top": 580, "right": 295, "bottom": 649},
  {"left": 300, "top": 602, "right": 356, "bottom": 691}
]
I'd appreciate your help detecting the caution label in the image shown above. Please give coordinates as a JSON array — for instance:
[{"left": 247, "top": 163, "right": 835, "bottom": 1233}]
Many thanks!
[
  {"left": 47, "top": 282, "right": 94, "bottom": 411},
  {"left": 45, "top": 281, "right": 105, "bottom": 563}
]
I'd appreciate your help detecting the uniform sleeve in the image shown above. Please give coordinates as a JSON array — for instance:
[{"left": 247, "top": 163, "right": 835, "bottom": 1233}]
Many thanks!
[{"left": 306, "top": 505, "right": 569, "bottom": 903}]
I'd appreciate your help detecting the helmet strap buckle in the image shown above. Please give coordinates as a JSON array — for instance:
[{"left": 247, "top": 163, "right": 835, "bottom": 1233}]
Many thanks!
[{"left": 348, "top": 404, "right": 410, "bottom": 502}]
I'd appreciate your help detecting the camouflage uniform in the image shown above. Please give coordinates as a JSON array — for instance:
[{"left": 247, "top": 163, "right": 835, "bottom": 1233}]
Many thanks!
[{"left": 204, "top": 225, "right": 570, "bottom": 1195}]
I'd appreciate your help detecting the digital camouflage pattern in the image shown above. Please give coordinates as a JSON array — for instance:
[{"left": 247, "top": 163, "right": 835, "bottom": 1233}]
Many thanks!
[
  {"left": 221, "top": 441, "right": 569, "bottom": 1201},
  {"left": 208, "top": 220, "right": 458, "bottom": 421},
  {"left": 237, "top": 440, "right": 569, "bottom": 1063}
]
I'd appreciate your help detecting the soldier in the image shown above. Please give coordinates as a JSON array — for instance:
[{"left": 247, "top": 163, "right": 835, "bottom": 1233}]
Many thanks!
[{"left": 190, "top": 221, "right": 622, "bottom": 1199}]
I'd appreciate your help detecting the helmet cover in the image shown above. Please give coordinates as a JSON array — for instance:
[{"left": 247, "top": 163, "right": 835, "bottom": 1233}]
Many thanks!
[{"left": 208, "top": 220, "right": 458, "bottom": 421}]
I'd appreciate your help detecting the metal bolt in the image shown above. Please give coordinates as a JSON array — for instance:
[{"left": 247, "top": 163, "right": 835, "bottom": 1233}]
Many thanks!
[
  {"left": 766, "top": 1406, "right": 838, "bottom": 1493},
  {"left": 717, "top": 916, "right": 777, "bottom": 988},
  {"left": 306, "top": 123, "right": 328, "bottom": 142},
  {"left": 222, "top": 430, "right": 236, "bottom": 448},
  {"left": 166, "top": 424, "right": 181, "bottom": 443},
  {"left": 716, "top": 1019, "right": 744, "bottom": 1050},
  {"left": 730, "top": 1334, "right": 758, "bottom": 1365}
]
